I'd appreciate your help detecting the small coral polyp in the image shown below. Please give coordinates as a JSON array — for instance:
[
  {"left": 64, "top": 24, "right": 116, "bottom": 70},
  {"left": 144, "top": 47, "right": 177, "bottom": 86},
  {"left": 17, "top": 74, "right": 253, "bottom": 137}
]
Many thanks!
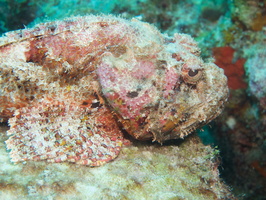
[{"left": 0, "top": 15, "right": 228, "bottom": 166}]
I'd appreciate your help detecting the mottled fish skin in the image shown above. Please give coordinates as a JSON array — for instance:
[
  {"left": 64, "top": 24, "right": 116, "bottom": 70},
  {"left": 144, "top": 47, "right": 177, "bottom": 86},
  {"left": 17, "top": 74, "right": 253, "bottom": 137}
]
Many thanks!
[{"left": 0, "top": 15, "right": 228, "bottom": 166}]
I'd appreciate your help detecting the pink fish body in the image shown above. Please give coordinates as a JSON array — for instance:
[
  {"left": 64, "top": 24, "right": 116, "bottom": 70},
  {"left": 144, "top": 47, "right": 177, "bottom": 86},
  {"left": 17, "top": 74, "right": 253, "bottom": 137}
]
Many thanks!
[{"left": 0, "top": 15, "right": 228, "bottom": 166}]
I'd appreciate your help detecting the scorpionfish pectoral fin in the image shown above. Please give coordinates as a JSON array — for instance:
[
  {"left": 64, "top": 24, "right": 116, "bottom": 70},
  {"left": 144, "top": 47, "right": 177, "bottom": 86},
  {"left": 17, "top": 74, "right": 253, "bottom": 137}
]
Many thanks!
[{"left": 5, "top": 101, "right": 123, "bottom": 166}]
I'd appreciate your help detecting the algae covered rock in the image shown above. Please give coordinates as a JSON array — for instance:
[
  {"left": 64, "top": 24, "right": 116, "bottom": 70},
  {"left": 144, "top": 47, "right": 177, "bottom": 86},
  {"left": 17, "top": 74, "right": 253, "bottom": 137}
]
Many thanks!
[{"left": 0, "top": 124, "right": 234, "bottom": 199}]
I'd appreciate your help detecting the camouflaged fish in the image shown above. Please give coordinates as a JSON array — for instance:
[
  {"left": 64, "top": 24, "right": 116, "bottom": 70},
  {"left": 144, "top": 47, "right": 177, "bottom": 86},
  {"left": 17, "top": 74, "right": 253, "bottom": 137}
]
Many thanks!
[{"left": 0, "top": 15, "right": 228, "bottom": 166}]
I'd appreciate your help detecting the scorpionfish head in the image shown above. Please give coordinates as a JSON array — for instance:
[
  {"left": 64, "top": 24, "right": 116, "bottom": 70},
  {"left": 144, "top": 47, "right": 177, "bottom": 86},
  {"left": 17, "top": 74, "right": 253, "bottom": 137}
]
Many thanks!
[{"left": 97, "top": 33, "right": 228, "bottom": 143}]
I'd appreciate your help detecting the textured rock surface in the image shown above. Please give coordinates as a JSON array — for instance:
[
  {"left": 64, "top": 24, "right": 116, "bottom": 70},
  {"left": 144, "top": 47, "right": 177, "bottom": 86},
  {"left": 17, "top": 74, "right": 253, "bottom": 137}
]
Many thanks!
[
  {"left": 0, "top": 124, "right": 234, "bottom": 200},
  {"left": 0, "top": 15, "right": 228, "bottom": 166},
  {"left": 245, "top": 45, "right": 266, "bottom": 108}
]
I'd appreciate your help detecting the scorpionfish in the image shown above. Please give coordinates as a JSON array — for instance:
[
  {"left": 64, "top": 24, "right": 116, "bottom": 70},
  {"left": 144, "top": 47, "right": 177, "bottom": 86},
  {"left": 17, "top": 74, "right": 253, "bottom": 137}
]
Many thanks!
[{"left": 0, "top": 15, "right": 228, "bottom": 166}]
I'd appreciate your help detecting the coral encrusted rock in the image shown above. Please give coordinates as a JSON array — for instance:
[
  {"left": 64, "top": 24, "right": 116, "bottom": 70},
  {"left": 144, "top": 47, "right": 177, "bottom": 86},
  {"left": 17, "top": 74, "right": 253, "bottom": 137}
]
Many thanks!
[
  {"left": 0, "top": 124, "right": 235, "bottom": 199},
  {"left": 0, "top": 15, "right": 228, "bottom": 166}
]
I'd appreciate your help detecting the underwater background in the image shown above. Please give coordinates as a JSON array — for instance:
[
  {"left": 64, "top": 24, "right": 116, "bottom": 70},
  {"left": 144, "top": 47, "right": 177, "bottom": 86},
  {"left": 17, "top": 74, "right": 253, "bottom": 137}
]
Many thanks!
[{"left": 0, "top": 0, "right": 265, "bottom": 199}]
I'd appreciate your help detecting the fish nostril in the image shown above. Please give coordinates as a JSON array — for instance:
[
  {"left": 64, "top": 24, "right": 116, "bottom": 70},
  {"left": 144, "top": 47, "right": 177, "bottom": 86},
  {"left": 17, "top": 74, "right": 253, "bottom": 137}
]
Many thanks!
[{"left": 126, "top": 91, "right": 139, "bottom": 98}]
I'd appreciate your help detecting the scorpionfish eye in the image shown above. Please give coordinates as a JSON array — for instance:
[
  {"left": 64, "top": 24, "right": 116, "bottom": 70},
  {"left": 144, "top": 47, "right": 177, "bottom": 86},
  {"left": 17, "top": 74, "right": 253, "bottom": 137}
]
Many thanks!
[{"left": 182, "top": 64, "right": 203, "bottom": 84}]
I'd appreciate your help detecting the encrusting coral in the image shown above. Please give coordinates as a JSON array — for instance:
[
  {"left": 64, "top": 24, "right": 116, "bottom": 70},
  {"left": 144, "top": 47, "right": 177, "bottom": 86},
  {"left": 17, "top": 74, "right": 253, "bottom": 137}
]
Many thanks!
[
  {"left": 0, "top": 15, "right": 228, "bottom": 166},
  {"left": 212, "top": 46, "right": 246, "bottom": 90},
  {"left": 0, "top": 125, "right": 235, "bottom": 199}
]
